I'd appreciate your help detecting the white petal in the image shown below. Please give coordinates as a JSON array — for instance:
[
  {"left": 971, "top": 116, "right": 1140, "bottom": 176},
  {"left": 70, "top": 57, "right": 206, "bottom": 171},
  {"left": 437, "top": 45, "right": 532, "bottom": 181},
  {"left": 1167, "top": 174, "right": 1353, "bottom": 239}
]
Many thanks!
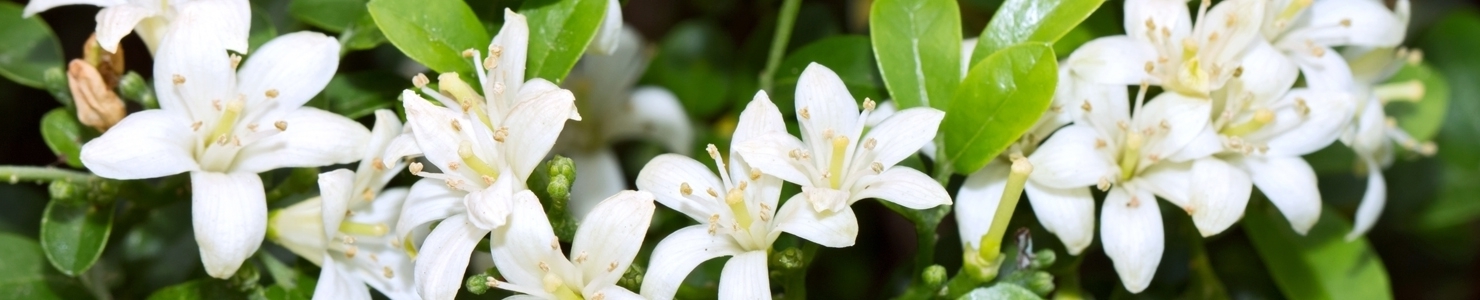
[
  {"left": 1235, "top": 156, "right": 1320, "bottom": 234},
  {"left": 232, "top": 108, "right": 372, "bottom": 173},
  {"left": 487, "top": 9, "right": 529, "bottom": 102},
  {"left": 312, "top": 258, "right": 372, "bottom": 300},
  {"left": 640, "top": 226, "right": 743, "bottom": 300},
  {"left": 859, "top": 107, "right": 943, "bottom": 170},
  {"left": 317, "top": 169, "right": 354, "bottom": 237},
  {"left": 236, "top": 31, "right": 341, "bottom": 120},
  {"left": 1135, "top": 160, "right": 1193, "bottom": 207},
  {"left": 1193, "top": 0, "right": 1265, "bottom": 67},
  {"left": 1299, "top": 0, "right": 1406, "bottom": 48},
  {"left": 1027, "top": 124, "right": 1115, "bottom": 189},
  {"left": 413, "top": 215, "right": 487, "bottom": 300},
  {"left": 775, "top": 194, "right": 859, "bottom": 248},
  {"left": 569, "top": 149, "right": 629, "bottom": 219},
  {"left": 401, "top": 91, "right": 480, "bottom": 178},
  {"left": 464, "top": 177, "right": 513, "bottom": 231},
  {"left": 795, "top": 63, "right": 859, "bottom": 148},
  {"left": 1063, "top": 74, "right": 1131, "bottom": 138},
  {"left": 954, "top": 162, "right": 1009, "bottom": 250},
  {"left": 1227, "top": 40, "right": 1297, "bottom": 105},
  {"left": 1123, "top": 0, "right": 1192, "bottom": 43},
  {"left": 732, "top": 91, "right": 788, "bottom": 148},
  {"left": 1100, "top": 187, "right": 1163, "bottom": 293},
  {"left": 1023, "top": 181, "right": 1096, "bottom": 255},
  {"left": 1135, "top": 92, "right": 1212, "bottom": 157},
  {"left": 503, "top": 83, "right": 576, "bottom": 182},
  {"left": 178, "top": 0, "right": 252, "bottom": 53},
  {"left": 1261, "top": 89, "right": 1353, "bottom": 157},
  {"left": 850, "top": 167, "right": 951, "bottom": 208},
  {"left": 734, "top": 133, "right": 813, "bottom": 185},
  {"left": 718, "top": 251, "right": 772, "bottom": 300},
  {"left": 593, "top": 286, "right": 644, "bottom": 300},
  {"left": 80, "top": 110, "right": 198, "bottom": 179},
  {"left": 1346, "top": 156, "right": 1386, "bottom": 240},
  {"left": 1289, "top": 46, "right": 1356, "bottom": 92},
  {"left": 191, "top": 171, "right": 267, "bottom": 279},
  {"left": 1166, "top": 125, "right": 1222, "bottom": 162},
  {"left": 381, "top": 131, "right": 422, "bottom": 168},
  {"left": 23, "top": 0, "right": 123, "bottom": 17},
  {"left": 1187, "top": 158, "right": 1252, "bottom": 236},
  {"left": 1065, "top": 36, "right": 1160, "bottom": 86},
  {"left": 636, "top": 154, "right": 726, "bottom": 223},
  {"left": 605, "top": 87, "right": 693, "bottom": 155},
  {"left": 395, "top": 179, "right": 466, "bottom": 241},
  {"left": 92, "top": 4, "right": 153, "bottom": 53},
  {"left": 586, "top": 0, "right": 623, "bottom": 55},
  {"left": 488, "top": 191, "right": 565, "bottom": 289},
  {"left": 572, "top": 191, "right": 655, "bottom": 295},
  {"left": 152, "top": 14, "right": 237, "bottom": 122}
]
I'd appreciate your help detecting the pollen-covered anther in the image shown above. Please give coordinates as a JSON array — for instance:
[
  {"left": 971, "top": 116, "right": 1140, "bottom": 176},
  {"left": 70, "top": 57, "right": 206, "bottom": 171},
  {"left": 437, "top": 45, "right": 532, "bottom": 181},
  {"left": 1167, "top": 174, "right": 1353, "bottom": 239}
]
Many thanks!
[
  {"left": 863, "top": 98, "right": 876, "bottom": 111},
  {"left": 1233, "top": 66, "right": 1244, "bottom": 78},
  {"left": 1340, "top": 18, "right": 1352, "bottom": 27},
  {"left": 871, "top": 162, "right": 884, "bottom": 173},
  {"left": 275, "top": 121, "right": 288, "bottom": 131},
  {"left": 592, "top": 293, "right": 605, "bottom": 300},
  {"left": 246, "top": 123, "right": 259, "bottom": 132},
  {"left": 1159, "top": 120, "right": 1171, "bottom": 130},
  {"left": 1144, "top": 61, "right": 1155, "bottom": 73},
  {"left": 1147, "top": 153, "right": 1161, "bottom": 163},
  {"left": 447, "top": 161, "right": 461, "bottom": 171},
  {"left": 191, "top": 121, "right": 203, "bottom": 131},
  {"left": 608, "top": 261, "right": 619, "bottom": 272},
  {"left": 550, "top": 239, "right": 560, "bottom": 250},
  {"left": 382, "top": 266, "right": 394, "bottom": 278},
  {"left": 172, "top": 74, "right": 185, "bottom": 85},
  {"left": 412, "top": 73, "right": 429, "bottom": 88},
  {"left": 822, "top": 128, "right": 834, "bottom": 139},
  {"left": 538, "top": 261, "right": 550, "bottom": 272},
  {"left": 679, "top": 182, "right": 693, "bottom": 195},
  {"left": 493, "top": 126, "right": 509, "bottom": 142},
  {"left": 1095, "top": 139, "right": 1107, "bottom": 149},
  {"left": 229, "top": 54, "right": 242, "bottom": 69},
  {"left": 749, "top": 168, "right": 762, "bottom": 180},
  {"left": 800, "top": 107, "right": 811, "bottom": 119},
  {"left": 1117, "top": 121, "right": 1129, "bottom": 130},
  {"left": 462, "top": 48, "right": 477, "bottom": 58},
  {"left": 409, "top": 162, "right": 424, "bottom": 175},
  {"left": 1127, "top": 196, "right": 1141, "bottom": 208},
  {"left": 265, "top": 89, "right": 279, "bottom": 99},
  {"left": 479, "top": 175, "right": 493, "bottom": 185},
  {"left": 212, "top": 99, "right": 223, "bottom": 111},
  {"left": 372, "top": 158, "right": 387, "bottom": 170},
  {"left": 1080, "top": 100, "right": 1092, "bottom": 112},
  {"left": 1295, "top": 98, "right": 1311, "bottom": 115},
  {"left": 489, "top": 45, "right": 503, "bottom": 59},
  {"left": 863, "top": 138, "right": 877, "bottom": 150},
  {"left": 1419, "top": 142, "right": 1438, "bottom": 155},
  {"left": 1050, "top": 104, "right": 1063, "bottom": 113},
  {"left": 345, "top": 246, "right": 359, "bottom": 258},
  {"left": 707, "top": 188, "right": 719, "bottom": 197},
  {"left": 450, "top": 119, "right": 462, "bottom": 132},
  {"left": 575, "top": 251, "right": 589, "bottom": 263},
  {"left": 1207, "top": 31, "right": 1220, "bottom": 42},
  {"left": 362, "top": 189, "right": 375, "bottom": 201},
  {"left": 1096, "top": 177, "right": 1111, "bottom": 191},
  {"left": 485, "top": 276, "right": 499, "bottom": 288}
]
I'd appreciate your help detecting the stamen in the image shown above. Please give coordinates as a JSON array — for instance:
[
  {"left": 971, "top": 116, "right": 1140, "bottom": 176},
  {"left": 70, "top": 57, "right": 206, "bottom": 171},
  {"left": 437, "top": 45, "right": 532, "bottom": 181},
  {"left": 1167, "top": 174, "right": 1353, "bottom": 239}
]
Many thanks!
[
  {"left": 1118, "top": 131, "right": 1144, "bottom": 180},
  {"left": 493, "top": 126, "right": 509, "bottom": 142},
  {"left": 339, "top": 221, "right": 388, "bottom": 236},
  {"left": 229, "top": 54, "right": 242, "bottom": 69},
  {"left": 204, "top": 98, "right": 245, "bottom": 147},
  {"left": 458, "top": 141, "right": 501, "bottom": 180},
  {"left": 1081, "top": 100, "right": 1092, "bottom": 112},
  {"left": 828, "top": 136, "right": 848, "bottom": 188},
  {"left": 725, "top": 186, "right": 752, "bottom": 231},
  {"left": 863, "top": 98, "right": 876, "bottom": 111},
  {"left": 172, "top": 74, "right": 185, "bottom": 85},
  {"left": 409, "top": 162, "right": 424, "bottom": 175},
  {"left": 679, "top": 182, "right": 692, "bottom": 195},
  {"left": 383, "top": 266, "right": 394, "bottom": 278},
  {"left": 1220, "top": 108, "right": 1274, "bottom": 136},
  {"left": 800, "top": 107, "right": 811, "bottom": 119},
  {"left": 412, "top": 73, "right": 429, "bottom": 88},
  {"left": 275, "top": 121, "right": 288, "bottom": 131},
  {"left": 1375, "top": 80, "right": 1426, "bottom": 103}
]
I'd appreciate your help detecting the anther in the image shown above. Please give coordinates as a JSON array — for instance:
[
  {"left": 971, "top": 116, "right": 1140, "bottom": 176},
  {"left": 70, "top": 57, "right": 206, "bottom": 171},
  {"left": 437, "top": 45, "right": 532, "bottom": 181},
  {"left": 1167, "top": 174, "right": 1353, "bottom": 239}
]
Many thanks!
[
  {"left": 383, "top": 266, "right": 394, "bottom": 278},
  {"left": 707, "top": 188, "right": 718, "bottom": 197},
  {"left": 451, "top": 119, "right": 462, "bottom": 132},
  {"left": 229, "top": 54, "right": 242, "bottom": 69},
  {"left": 1127, "top": 196, "right": 1141, "bottom": 208},
  {"left": 372, "top": 158, "right": 387, "bottom": 170},
  {"left": 680, "top": 182, "right": 693, "bottom": 195},
  {"left": 1097, "top": 177, "right": 1111, "bottom": 191},
  {"left": 1144, "top": 61, "right": 1155, "bottom": 73},
  {"left": 538, "top": 261, "right": 550, "bottom": 272},
  {"left": 863, "top": 138, "right": 877, "bottom": 150},
  {"left": 173, "top": 74, "right": 185, "bottom": 85},
  {"left": 191, "top": 121, "right": 203, "bottom": 131},
  {"left": 462, "top": 49, "right": 477, "bottom": 58},
  {"left": 749, "top": 168, "right": 762, "bottom": 180},
  {"left": 345, "top": 246, "right": 359, "bottom": 258},
  {"left": 871, "top": 162, "right": 884, "bottom": 173},
  {"left": 608, "top": 261, "right": 618, "bottom": 272},
  {"left": 246, "top": 123, "right": 259, "bottom": 132},
  {"left": 1095, "top": 139, "right": 1107, "bottom": 149},
  {"left": 1081, "top": 100, "right": 1092, "bottom": 112},
  {"left": 575, "top": 251, "right": 588, "bottom": 263},
  {"left": 494, "top": 126, "right": 509, "bottom": 142},
  {"left": 412, "top": 74, "right": 429, "bottom": 88},
  {"left": 265, "top": 89, "right": 279, "bottom": 99},
  {"left": 800, "top": 107, "right": 811, "bottom": 119},
  {"left": 1233, "top": 66, "right": 1244, "bottom": 78},
  {"left": 863, "top": 98, "right": 876, "bottom": 111},
  {"left": 1340, "top": 18, "right": 1352, "bottom": 27},
  {"left": 409, "top": 162, "right": 424, "bottom": 175},
  {"left": 275, "top": 121, "right": 288, "bottom": 131}
]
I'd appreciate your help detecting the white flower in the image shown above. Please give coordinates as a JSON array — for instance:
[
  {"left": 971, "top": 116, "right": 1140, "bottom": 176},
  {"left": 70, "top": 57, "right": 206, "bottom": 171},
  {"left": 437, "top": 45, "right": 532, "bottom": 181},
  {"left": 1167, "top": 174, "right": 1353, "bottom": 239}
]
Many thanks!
[
  {"left": 485, "top": 190, "right": 655, "bottom": 300},
  {"left": 79, "top": 18, "right": 366, "bottom": 278},
  {"left": 267, "top": 110, "right": 419, "bottom": 300},
  {"left": 1066, "top": 0, "right": 1265, "bottom": 98},
  {"left": 736, "top": 63, "right": 950, "bottom": 219},
  {"left": 558, "top": 25, "right": 692, "bottom": 218},
  {"left": 587, "top": 0, "right": 624, "bottom": 55},
  {"left": 637, "top": 93, "right": 858, "bottom": 300},
  {"left": 23, "top": 0, "right": 249, "bottom": 54},
  {"left": 388, "top": 9, "right": 578, "bottom": 300}
]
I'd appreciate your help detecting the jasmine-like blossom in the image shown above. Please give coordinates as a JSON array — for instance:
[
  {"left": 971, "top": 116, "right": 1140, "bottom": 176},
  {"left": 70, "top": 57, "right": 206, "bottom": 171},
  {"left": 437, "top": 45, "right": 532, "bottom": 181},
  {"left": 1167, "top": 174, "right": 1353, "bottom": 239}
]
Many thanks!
[
  {"left": 268, "top": 110, "right": 418, "bottom": 300},
  {"left": 387, "top": 9, "right": 579, "bottom": 299},
  {"left": 1067, "top": 0, "right": 1265, "bottom": 98},
  {"left": 484, "top": 190, "right": 654, "bottom": 300},
  {"left": 637, "top": 93, "right": 858, "bottom": 300},
  {"left": 558, "top": 26, "right": 692, "bottom": 218},
  {"left": 79, "top": 14, "right": 367, "bottom": 278},
  {"left": 22, "top": 0, "right": 249, "bottom": 53},
  {"left": 736, "top": 63, "right": 951, "bottom": 226}
]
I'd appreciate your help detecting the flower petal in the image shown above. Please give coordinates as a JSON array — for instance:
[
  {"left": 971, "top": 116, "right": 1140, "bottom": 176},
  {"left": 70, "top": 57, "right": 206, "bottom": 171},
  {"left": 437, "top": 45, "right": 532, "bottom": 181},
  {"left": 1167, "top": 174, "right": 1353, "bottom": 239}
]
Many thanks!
[
  {"left": 1235, "top": 156, "right": 1321, "bottom": 234},
  {"left": 236, "top": 31, "right": 341, "bottom": 121},
  {"left": 1347, "top": 156, "right": 1386, "bottom": 240},
  {"left": 1193, "top": 0, "right": 1265, "bottom": 67},
  {"left": 569, "top": 148, "right": 629, "bottom": 219},
  {"left": 732, "top": 91, "right": 788, "bottom": 148},
  {"left": 1261, "top": 89, "right": 1353, "bottom": 157},
  {"left": 1023, "top": 181, "right": 1096, "bottom": 255},
  {"left": 795, "top": 63, "right": 859, "bottom": 150},
  {"left": 80, "top": 110, "right": 198, "bottom": 179},
  {"left": 413, "top": 215, "right": 487, "bottom": 300},
  {"left": 180, "top": 0, "right": 252, "bottom": 53},
  {"left": 1135, "top": 91, "right": 1212, "bottom": 157},
  {"left": 636, "top": 154, "right": 726, "bottom": 223},
  {"left": 1135, "top": 160, "right": 1193, "bottom": 207},
  {"left": 586, "top": 0, "right": 623, "bottom": 55},
  {"left": 1028, "top": 124, "right": 1115, "bottom": 189},
  {"left": 1227, "top": 40, "right": 1297, "bottom": 105},
  {"left": 1065, "top": 36, "right": 1160, "bottom": 86},
  {"left": 22, "top": 0, "right": 124, "bottom": 17},
  {"left": 718, "top": 251, "right": 772, "bottom": 300},
  {"left": 487, "top": 9, "right": 529, "bottom": 103},
  {"left": 1297, "top": 0, "right": 1406, "bottom": 48},
  {"left": 735, "top": 132, "right": 814, "bottom": 185},
  {"left": 152, "top": 12, "right": 237, "bottom": 122},
  {"left": 605, "top": 87, "right": 693, "bottom": 155},
  {"left": 395, "top": 179, "right": 466, "bottom": 241},
  {"left": 850, "top": 167, "right": 951, "bottom": 209},
  {"left": 640, "top": 226, "right": 743, "bottom": 300},
  {"left": 92, "top": 3, "right": 153, "bottom": 53},
  {"left": 464, "top": 176, "right": 514, "bottom": 231},
  {"left": 381, "top": 131, "right": 422, "bottom": 168},
  {"left": 1166, "top": 125, "right": 1223, "bottom": 162},
  {"left": 859, "top": 107, "right": 943, "bottom": 170},
  {"left": 489, "top": 191, "right": 568, "bottom": 289},
  {"left": 311, "top": 257, "right": 372, "bottom": 300},
  {"left": 503, "top": 81, "right": 576, "bottom": 181},
  {"left": 954, "top": 162, "right": 1008, "bottom": 250},
  {"left": 573, "top": 191, "right": 655, "bottom": 295},
  {"left": 1187, "top": 157, "right": 1252, "bottom": 236},
  {"left": 1100, "top": 187, "right": 1164, "bottom": 294},
  {"left": 317, "top": 169, "right": 354, "bottom": 238},
  {"left": 191, "top": 171, "right": 267, "bottom": 279},
  {"left": 232, "top": 108, "right": 371, "bottom": 174},
  {"left": 1123, "top": 0, "right": 1191, "bottom": 43},
  {"left": 775, "top": 194, "right": 859, "bottom": 248}
]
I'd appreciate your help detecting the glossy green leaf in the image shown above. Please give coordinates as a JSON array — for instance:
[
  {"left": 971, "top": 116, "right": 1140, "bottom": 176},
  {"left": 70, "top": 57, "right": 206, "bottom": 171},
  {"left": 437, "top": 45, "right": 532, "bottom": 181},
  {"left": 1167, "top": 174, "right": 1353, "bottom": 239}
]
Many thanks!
[
  {"left": 368, "top": 0, "right": 490, "bottom": 74},
  {"left": 519, "top": 0, "right": 610, "bottom": 83},
  {"left": 771, "top": 35, "right": 886, "bottom": 113},
  {"left": 40, "top": 109, "right": 88, "bottom": 168},
  {"left": 290, "top": 0, "right": 368, "bottom": 32},
  {"left": 0, "top": 2, "right": 64, "bottom": 88},
  {"left": 146, "top": 279, "right": 252, "bottom": 300},
  {"left": 1417, "top": 165, "right": 1480, "bottom": 230},
  {"left": 40, "top": 199, "right": 115, "bottom": 277},
  {"left": 1384, "top": 62, "right": 1449, "bottom": 143},
  {"left": 970, "top": 0, "right": 1104, "bottom": 64},
  {"left": 308, "top": 71, "right": 405, "bottom": 119},
  {"left": 1421, "top": 11, "right": 1480, "bottom": 167},
  {"left": 342, "top": 13, "right": 387, "bottom": 51},
  {"left": 645, "top": 21, "right": 734, "bottom": 118},
  {"left": 0, "top": 233, "right": 93, "bottom": 299},
  {"left": 1243, "top": 201, "right": 1392, "bottom": 300},
  {"left": 869, "top": 0, "right": 962, "bottom": 110},
  {"left": 942, "top": 43, "right": 1057, "bottom": 173}
]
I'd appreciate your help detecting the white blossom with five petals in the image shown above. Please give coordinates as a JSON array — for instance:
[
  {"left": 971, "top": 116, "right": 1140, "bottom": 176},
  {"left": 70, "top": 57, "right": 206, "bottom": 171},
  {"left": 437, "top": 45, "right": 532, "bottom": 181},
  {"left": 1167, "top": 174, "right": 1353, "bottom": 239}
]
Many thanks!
[
  {"left": 484, "top": 190, "right": 654, "bottom": 300},
  {"left": 23, "top": 0, "right": 249, "bottom": 53}
]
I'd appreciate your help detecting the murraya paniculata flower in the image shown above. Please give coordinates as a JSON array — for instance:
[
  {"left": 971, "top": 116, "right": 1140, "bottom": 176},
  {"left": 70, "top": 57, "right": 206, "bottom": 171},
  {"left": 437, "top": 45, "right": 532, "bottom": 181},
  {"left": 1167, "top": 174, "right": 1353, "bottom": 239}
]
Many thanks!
[
  {"left": 385, "top": 9, "right": 580, "bottom": 300},
  {"left": 483, "top": 190, "right": 654, "bottom": 300},
  {"left": 23, "top": 0, "right": 250, "bottom": 54},
  {"left": 268, "top": 110, "right": 419, "bottom": 300},
  {"left": 637, "top": 93, "right": 857, "bottom": 300},
  {"left": 558, "top": 25, "right": 692, "bottom": 218},
  {"left": 79, "top": 19, "right": 368, "bottom": 278}
]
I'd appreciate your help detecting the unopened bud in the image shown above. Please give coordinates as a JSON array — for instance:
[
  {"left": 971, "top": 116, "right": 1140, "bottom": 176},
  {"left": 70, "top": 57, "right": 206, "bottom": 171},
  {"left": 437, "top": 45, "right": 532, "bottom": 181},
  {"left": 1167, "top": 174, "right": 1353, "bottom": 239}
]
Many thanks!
[
  {"left": 48, "top": 180, "right": 85, "bottom": 206},
  {"left": 1029, "top": 250, "right": 1056, "bottom": 270},
  {"left": 43, "top": 67, "right": 73, "bottom": 107},
  {"left": 68, "top": 60, "right": 126, "bottom": 132},
  {"left": 548, "top": 155, "right": 576, "bottom": 181},
  {"left": 1002, "top": 271, "right": 1055, "bottom": 296},
  {"left": 922, "top": 265, "right": 947, "bottom": 287},
  {"left": 464, "top": 273, "right": 491, "bottom": 294}
]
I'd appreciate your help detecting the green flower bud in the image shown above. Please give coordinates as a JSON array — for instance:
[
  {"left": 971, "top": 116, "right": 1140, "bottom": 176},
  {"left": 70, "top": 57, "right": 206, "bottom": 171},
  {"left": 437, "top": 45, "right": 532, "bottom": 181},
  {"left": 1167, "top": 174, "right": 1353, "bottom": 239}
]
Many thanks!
[
  {"left": 48, "top": 180, "right": 84, "bottom": 206},
  {"left": 923, "top": 265, "right": 948, "bottom": 288},
  {"left": 465, "top": 273, "right": 492, "bottom": 295},
  {"left": 117, "top": 72, "right": 158, "bottom": 109},
  {"left": 772, "top": 247, "right": 805, "bottom": 270},
  {"left": 618, "top": 263, "right": 645, "bottom": 291},
  {"left": 43, "top": 67, "right": 73, "bottom": 108},
  {"left": 1029, "top": 250, "right": 1055, "bottom": 270}
]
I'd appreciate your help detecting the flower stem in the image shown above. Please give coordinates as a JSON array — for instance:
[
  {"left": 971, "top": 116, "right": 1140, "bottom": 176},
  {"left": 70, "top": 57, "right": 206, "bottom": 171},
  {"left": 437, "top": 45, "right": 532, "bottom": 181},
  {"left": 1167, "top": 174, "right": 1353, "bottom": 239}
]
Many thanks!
[
  {"left": 0, "top": 166, "right": 96, "bottom": 184},
  {"left": 939, "top": 268, "right": 986, "bottom": 299},
  {"left": 759, "top": 0, "right": 803, "bottom": 93},
  {"left": 979, "top": 155, "right": 1032, "bottom": 264}
]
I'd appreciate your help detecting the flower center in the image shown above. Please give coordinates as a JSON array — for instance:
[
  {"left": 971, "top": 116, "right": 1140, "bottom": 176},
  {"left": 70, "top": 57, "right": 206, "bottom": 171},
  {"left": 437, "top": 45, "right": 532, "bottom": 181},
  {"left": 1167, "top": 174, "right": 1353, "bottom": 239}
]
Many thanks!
[
  {"left": 1118, "top": 131, "right": 1144, "bottom": 181},
  {"left": 828, "top": 135, "right": 848, "bottom": 189},
  {"left": 542, "top": 267, "right": 583, "bottom": 300}
]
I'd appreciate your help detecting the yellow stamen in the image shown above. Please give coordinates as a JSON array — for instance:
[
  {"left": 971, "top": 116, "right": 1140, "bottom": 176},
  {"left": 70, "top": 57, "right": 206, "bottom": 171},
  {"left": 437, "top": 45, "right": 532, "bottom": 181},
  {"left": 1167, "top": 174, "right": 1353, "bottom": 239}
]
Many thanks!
[
  {"left": 205, "top": 98, "right": 245, "bottom": 147},
  {"left": 458, "top": 141, "right": 501, "bottom": 180},
  {"left": 1220, "top": 109, "right": 1275, "bottom": 136},
  {"left": 828, "top": 136, "right": 848, "bottom": 188},
  {"left": 339, "top": 221, "right": 388, "bottom": 236}
]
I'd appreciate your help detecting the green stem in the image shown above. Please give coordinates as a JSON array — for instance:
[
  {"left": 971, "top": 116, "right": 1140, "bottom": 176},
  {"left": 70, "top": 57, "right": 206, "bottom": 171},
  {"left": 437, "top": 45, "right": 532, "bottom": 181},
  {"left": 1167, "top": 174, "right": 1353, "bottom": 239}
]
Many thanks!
[
  {"left": 0, "top": 166, "right": 96, "bottom": 184},
  {"left": 940, "top": 269, "right": 986, "bottom": 299},
  {"left": 979, "top": 157, "right": 1031, "bottom": 264},
  {"left": 782, "top": 243, "right": 817, "bottom": 299},
  {"left": 759, "top": 0, "right": 803, "bottom": 93}
]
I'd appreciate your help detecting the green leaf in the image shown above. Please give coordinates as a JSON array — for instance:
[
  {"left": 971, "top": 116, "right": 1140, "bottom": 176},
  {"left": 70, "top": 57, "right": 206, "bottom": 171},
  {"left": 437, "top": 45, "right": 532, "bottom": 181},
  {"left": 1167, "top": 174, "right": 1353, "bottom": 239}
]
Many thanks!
[
  {"left": 0, "top": 2, "right": 64, "bottom": 88},
  {"left": 1243, "top": 201, "right": 1392, "bottom": 300},
  {"left": 290, "top": 0, "right": 369, "bottom": 32},
  {"left": 519, "top": 0, "right": 610, "bottom": 83},
  {"left": 40, "top": 200, "right": 115, "bottom": 277},
  {"left": 249, "top": 4, "right": 278, "bottom": 51},
  {"left": 310, "top": 71, "right": 405, "bottom": 119},
  {"left": 40, "top": 109, "right": 89, "bottom": 168},
  {"left": 1384, "top": 62, "right": 1449, "bottom": 143},
  {"left": 970, "top": 0, "right": 1105, "bottom": 64},
  {"left": 0, "top": 233, "right": 94, "bottom": 299},
  {"left": 869, "top": 0, "right": 962, "bottom": 110},
  {"left": 146, "top": 279, "right": 252, "bottom": 300},
  {"left": 941, "top": 43, "right": 1057, "bottom": 173},
  {"left": 771, "top": 35, "right": 886, "bottom": 114},
  {"left": 342, "top": 13, "right": 387, "bottom": 51},
  {"left": 644, "top": 21, "right": 735, "bottom": 118},
  {"left": 1421, "top": 11, "right": 1480, "bottom": 167},
  {"left": 1417, "top": 165, "right": 1480, "bottom": 230},
  {"left": 369, "top": 0, "right": 491, "bottom": 74},
  {"left": 958, "top": 283, "right": 1044, "bottom": 300}
]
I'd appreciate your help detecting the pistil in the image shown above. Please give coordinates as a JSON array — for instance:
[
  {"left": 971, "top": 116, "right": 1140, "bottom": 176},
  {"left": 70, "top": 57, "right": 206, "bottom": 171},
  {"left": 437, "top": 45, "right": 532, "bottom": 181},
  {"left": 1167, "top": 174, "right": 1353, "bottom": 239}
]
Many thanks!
[
  {"left": 1119, "top": 132, "right": 1144, "bottom": 181},
  {"left": 338, "top": 221, "right": 388, "bottom": 236},
  {"left": 828, "top": 136, "right": 848, "bottom": 188},
  {"left": 1219, "top": 109, "right": 1274, "bottom": 136},
  {"left": 205, "top": 98, "right": 245, "bottom": 147},
  {"left": 457, "top": 141, "right": 501, "bottom": 180}
]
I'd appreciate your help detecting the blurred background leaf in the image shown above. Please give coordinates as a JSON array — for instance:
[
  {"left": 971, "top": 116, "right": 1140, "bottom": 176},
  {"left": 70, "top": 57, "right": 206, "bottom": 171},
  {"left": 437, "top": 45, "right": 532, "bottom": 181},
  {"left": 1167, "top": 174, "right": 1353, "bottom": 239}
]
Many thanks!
[{"left": 0, "top": 2, "right": 63, "bottom": 89}]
